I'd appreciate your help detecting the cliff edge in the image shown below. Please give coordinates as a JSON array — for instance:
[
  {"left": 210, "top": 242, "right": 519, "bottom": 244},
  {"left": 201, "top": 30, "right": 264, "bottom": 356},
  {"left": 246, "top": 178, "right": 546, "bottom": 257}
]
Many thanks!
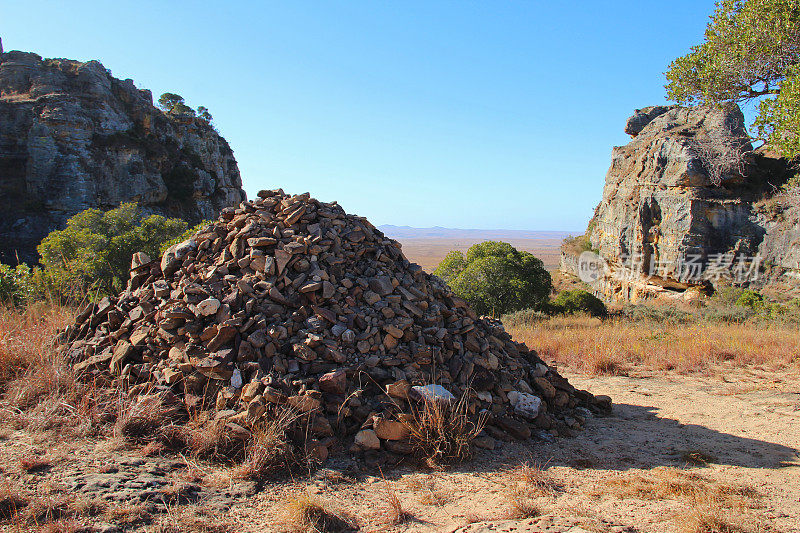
[{"left": 0, "top": 43, "right": 247, "bottom": 264}]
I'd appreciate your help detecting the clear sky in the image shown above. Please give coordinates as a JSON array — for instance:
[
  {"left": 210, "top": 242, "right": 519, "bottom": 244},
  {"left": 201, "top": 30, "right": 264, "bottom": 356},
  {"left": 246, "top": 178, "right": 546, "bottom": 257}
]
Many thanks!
[{"left": 1, "top": 1, "right": 719, "bottom": 231}]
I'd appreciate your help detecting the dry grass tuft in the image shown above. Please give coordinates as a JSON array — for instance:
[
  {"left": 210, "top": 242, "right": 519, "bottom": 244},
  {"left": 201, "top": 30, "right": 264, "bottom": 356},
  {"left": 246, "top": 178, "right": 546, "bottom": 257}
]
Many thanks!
[
  {"left": 506, "top": 490, "right": 542, "bottom": 520},
  {"left": 234, "top": 407, "right": 300, "bottom": 481},
  {"left": 406, "top": 476, "right": 450, "bottom": 507},
  {"left": 154, "top": 505, "right": 237, "bottom": 533},
  {"left": 20, "top": 456, "right": 51, "bottom": 473},
  {"left": 102, "top": 502, "right": 152, "bottom": 527},
  {"left": 676, "top": 502, "right": 759, "bottom": 533},
  {"left": 284, "top": 494, "right": 356, "bottom": 533},
  {"left": 0, "top": 482, "right": 28, "bottom": 521},
  {"left": 591, "top": 467, "right": 759, "bottom": 508},
  {"left": 510, "top": 461, "right": 562, "bottom": 496},
  {"left": 404, "top": 390, "right": 486, "bottom": 465},
  {"left": 509, "top": 316, "right": 800, "bottom": 374}
]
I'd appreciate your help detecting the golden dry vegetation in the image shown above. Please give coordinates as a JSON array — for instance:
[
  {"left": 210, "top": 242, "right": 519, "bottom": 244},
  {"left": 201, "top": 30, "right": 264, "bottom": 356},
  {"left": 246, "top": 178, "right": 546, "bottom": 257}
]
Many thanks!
[{"left": 509, "top": 315, "right": 800, "bottom": 376}]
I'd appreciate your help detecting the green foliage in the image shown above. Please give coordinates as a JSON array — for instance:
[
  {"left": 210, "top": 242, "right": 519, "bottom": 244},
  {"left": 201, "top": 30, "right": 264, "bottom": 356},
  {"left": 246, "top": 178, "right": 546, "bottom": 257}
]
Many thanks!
[
  {"left": 735, "top": 289, "right": 765, "bottom": 310},
  {"left": 433, "top": 241, "right": 552, "bottom": 316},
  {"left": 37, "top": 203, "right": 189, "bottom": 294},
  {"left": 665, "top": 0, "right": 800, "bottom": 158},
  {"left": 157, "top": 92, "right": 198, "bottom": 117},
  {"left": 159, "top": 221, "right": 211, "bottom": 255},
  {"left": 197, "top": 106, "right": 213, "bottom": 122},
  {"left": 550, "top": 289, "right": 607, "bottom": 317},
  {"left": 0, "top": 264, "right": 35, "bottom": 305},
  {"left": 433, "top": 251, "right": 468, "bottom": 283}
]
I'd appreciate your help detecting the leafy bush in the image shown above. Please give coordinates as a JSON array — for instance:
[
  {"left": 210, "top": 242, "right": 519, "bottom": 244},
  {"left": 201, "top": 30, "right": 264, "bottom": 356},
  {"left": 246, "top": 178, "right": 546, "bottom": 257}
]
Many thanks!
[
  {"left": 159, "top": 221, "right": 211, "bottom": 255},
  {"left": 550, "top": 289, "right": 607, "bottom": 317},
  {"left": 735, "top": 289, "right": 764, "bottom": 310},
  {"left": 433, "top": 241, "right": 552, "bottom": 316},
  {"left": 38, "top": 203, "right": 190, "bottom": 295},
  {"left": 0, "top": 264, "right": 35, "bottom": 305},
  {"left": 701, "top": 304, "right": 755, "bottom": 323}
]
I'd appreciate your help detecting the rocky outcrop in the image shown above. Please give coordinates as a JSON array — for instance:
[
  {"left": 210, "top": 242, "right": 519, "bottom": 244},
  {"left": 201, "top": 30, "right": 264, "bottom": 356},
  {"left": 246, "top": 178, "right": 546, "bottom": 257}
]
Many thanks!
[
  {"left": 0, "top": 46, "right": 246, "bottom": 264},
  {"left": 562, "top": 103, "right": 800, "bottom": 303}
]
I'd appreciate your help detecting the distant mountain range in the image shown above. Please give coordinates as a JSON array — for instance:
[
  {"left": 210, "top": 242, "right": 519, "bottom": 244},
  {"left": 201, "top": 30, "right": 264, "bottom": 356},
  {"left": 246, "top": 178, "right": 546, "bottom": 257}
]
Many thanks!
[{"left": 378, "top": 225, "right": 573, "bottom": 240}]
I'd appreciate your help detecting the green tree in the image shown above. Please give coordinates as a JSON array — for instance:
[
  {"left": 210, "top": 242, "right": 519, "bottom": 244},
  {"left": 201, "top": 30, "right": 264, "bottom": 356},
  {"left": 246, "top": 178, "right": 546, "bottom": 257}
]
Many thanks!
[
  {"left": 38, "top": 203, "right": 190, "bottom": 294},
  {"left": 551, "top": 289, "right": 607, "bottom": 317},
  {"left": 158, "top": 93, "right": 197, "bottom": 117},
  {"left": 665, "top": 0, "right": 800, "bottom": 158},
  {"left": 158, "top": 92, "right": 185, "bottom": 112},
  {"left": 433, "top": 241, "right": 552, "bottom": 316},
  {"left": 197, "top": 106, "right": 213, "bottom": 122}
]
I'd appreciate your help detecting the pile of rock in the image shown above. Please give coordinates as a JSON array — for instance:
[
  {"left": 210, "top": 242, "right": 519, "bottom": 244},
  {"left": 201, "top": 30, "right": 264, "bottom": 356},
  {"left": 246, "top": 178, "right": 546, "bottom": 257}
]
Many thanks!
[{"left": 58, "top": 189, "right": 610, "bottom": 461}]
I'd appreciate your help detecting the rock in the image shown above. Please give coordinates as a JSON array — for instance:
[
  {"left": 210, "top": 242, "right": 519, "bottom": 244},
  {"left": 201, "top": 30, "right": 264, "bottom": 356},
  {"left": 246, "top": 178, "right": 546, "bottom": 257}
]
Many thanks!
[
  {"left": 507, "top": 391, "right": 542, "bottom": 420},
  {"left": 318, "top": 369, "right": 347, "bottom": 395},
  {"left": 386, "top": 380, "right": 411, "bottom": 400},
  {"left": 532, "top": 377, "right": 556, "bottom": 399},
  {"left": 411, "top": 384, "right": 455, "bottom": 403},
  {"left": 472, "top": 435, "right": 496, "bottom": 450},
  {"left": 196, "top": 298, "right": 221, "bottom": 317},
  {"left": 563, "top": 102, "right": 800, "bottom": 302},
  {"left": 354, "top": 429, "right": 381, "bottom": 450},
  {"left": 496, "top": 417, "right": 531, "bottom": 440},
  {"left": 368, "top": 276, "right": 394, "bottom": 296},
  {"left": 373, "top": 417, "right": 410, "bottom": 441},
  {"left": 0, "top": 49, "right": 246, "bottom": 265}
]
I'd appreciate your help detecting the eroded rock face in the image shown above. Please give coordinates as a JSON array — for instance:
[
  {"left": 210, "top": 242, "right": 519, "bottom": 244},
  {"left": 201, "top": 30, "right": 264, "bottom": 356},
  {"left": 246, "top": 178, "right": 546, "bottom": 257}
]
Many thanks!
[
  {"left": 563, "top": 104, "right": 800, "bottom": 303},
  {"left": 0, "top": 48, "right": 246, "bottom": 264}
]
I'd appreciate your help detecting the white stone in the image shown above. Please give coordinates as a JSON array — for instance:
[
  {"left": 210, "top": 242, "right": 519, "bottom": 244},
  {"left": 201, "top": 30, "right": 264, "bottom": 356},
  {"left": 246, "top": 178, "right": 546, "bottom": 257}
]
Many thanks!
[
  {"left": 412, "top": 384, "right": 455, "bottom": 403},
  {"left": 196, "top": 297, "right": 221, "bottom": 316},
  {"left": 507, "top": 391, "right": 542, "bottom": 420},
  {"left": 230, "top": 368, "right": 243, "bottom": 389}
]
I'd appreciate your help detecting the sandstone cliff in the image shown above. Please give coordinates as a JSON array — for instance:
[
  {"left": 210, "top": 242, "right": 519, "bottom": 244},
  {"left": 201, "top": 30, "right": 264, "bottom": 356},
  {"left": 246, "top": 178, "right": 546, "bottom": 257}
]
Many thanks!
[
  {"left": 562, "top": 103, "right": 800, "bottom": 303},
  {"left": 0, "top": 43, "right": 246, "bottom": 265}
]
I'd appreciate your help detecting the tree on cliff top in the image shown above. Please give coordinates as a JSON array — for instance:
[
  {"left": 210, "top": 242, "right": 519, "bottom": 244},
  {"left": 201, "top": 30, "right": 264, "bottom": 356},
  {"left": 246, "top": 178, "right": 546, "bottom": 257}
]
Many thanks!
[
  {"left": 665, "top": 0, "right": 800, "bottom": 159},
  {"left": 434, "top": 241, "right": 552, "bottom": 316}
]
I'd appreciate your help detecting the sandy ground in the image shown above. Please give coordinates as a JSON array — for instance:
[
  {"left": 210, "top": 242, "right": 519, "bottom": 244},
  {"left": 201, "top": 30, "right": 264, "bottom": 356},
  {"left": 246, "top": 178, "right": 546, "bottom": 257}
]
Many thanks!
[{"left": 4, "top": 368, "right": 799, "bottom": 532}]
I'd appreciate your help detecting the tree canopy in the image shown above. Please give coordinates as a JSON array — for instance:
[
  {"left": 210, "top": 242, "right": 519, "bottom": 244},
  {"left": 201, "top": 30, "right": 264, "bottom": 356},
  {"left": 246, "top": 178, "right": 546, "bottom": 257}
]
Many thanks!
[
  {"left": 665, "top": 0, "right": 800, "bottom": 158},
  {"left": 157, "top": 92, "right": 212, "bottom": 119},
  {"left": 38, "top": 203, "right": 190, "bottom": 294},
  {"left": 433, "top": 241, "right": 552, "bottom": 316}
]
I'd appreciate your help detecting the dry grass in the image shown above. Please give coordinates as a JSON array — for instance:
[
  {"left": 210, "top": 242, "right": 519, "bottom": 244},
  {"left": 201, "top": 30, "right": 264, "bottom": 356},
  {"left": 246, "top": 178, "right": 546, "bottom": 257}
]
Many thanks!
[
  {"left": 284, "top": 494, "right": 356, "bottom": 533},
  {"left": 509, "top": 461, "right": 562, "bottom": 497},
  {"left": 102, "top": 502, "right": 152, "bottom": 527},
  {"left": 405, "top": 476, "right": 451, "bottom": 507},
  {"left": 590, "top": 467, "right": 759, "bottom": 508},
  {"left": 234, "top": 407, "right": 300, "bottom": 480},
  {"left": 404, "top": 390, "right": 486, "bottom": 465},
  {"left": 0, "top": 303, "right": 118, "bottom": 436},
  {"left": 154, "top": 505, "right": 237, "bottom": 533},
  {"left": 675, "top": 501, "right": 761, "bottom": 533},
  {"left": 509, "top": 316, "right": 800, "bottom": 374},
  {"left": 0, "top": 482, "right": 28, "bottom": 521},
  {"left": 20, "top": 456, "right": 51, "bottom": 473},
  {"left": 506, "top": 491, "right": 542, "bottom": 519}
]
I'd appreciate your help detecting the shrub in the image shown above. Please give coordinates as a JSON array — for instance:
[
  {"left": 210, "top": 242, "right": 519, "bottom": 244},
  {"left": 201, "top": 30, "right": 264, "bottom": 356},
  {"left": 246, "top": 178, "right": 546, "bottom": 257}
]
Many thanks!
[
  {"left": 701, "top": 304, "right": 755, "bottom": 324},
  {"left": 501, "top": 308, "right": 550, "bottom": 329},
  {"left": 621, "top": 303, "right": 695, "bottom": 324},
  {"left": 433, "top": 241, "right": 552, "bottom": 316},
  {"left": 0, "top": 264, "right": 35, "bottom": 305},
  {"left": 550, "top": 289, "right": 607, "bottom": 317},
  {"left": 37, "top": 203, "right": 190, "bottom": 295},
  {"left": 735, "top": 289, "right": 764, "bottom": 311}
]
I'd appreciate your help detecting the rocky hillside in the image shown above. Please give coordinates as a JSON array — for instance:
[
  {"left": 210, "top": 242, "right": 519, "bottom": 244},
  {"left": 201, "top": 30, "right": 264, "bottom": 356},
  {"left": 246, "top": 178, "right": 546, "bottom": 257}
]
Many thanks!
[
  {"left": 562, "top": 103, "right": 800, "bottom": 303},
  {"left": 0, "top": 41, "right": 246, "bottom": 265}
]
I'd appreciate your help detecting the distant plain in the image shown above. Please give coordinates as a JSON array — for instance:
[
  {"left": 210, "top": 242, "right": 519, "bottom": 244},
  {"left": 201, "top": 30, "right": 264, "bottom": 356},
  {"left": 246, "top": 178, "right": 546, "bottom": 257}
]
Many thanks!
[{"left": 379, "top": 225, "right": 571, "bottom": 272}]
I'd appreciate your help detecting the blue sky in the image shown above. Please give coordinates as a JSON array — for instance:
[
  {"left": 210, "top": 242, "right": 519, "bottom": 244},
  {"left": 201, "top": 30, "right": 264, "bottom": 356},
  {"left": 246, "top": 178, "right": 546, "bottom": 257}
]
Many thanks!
[{"left": 1, "top": 1, "right": 719, "bottom": 231}]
